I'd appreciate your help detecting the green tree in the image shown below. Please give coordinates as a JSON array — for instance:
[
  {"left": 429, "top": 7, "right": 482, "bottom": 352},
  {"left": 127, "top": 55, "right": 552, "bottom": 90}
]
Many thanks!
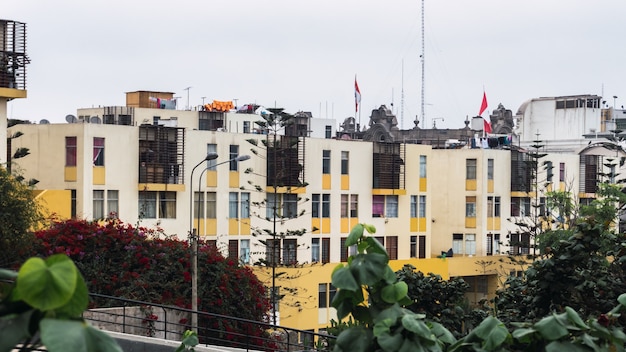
[{"left": 0, "top": 165, "right": 42, "bottom": 268}]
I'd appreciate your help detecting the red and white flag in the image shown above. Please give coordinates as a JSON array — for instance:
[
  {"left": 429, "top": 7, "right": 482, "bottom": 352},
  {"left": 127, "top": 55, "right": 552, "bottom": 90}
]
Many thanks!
[
  {"left": 355, "top": 77, "right": 361, "bottom": 112},
  {"left": 478, "top": 91, "right": 491, "bottom": 133},
  {"left": 478, "top": 91, "right": 488, "bottom": 116}
]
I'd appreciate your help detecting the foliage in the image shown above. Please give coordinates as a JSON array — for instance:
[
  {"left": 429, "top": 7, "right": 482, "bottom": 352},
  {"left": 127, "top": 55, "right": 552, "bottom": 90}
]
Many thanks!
[
  {"left": 0, "top": 254, "right": 122, "bottom": 352},
  {"left": 0, "top": 165, "right": 43, "bottom": 268},
  {"left": 175, "top": 330, "right": 199, "bottom": 352},
  {"left": 496, "top": 183, "right": 626, "bottom": 325},
  {"left": 30, "top": 218, "right": 271, "bottom": 346},
  {"left": 330, "top": 223, "right": 626, "bottom": 351},
  {"left": 397, "top": 265, "right": 479, "bottom": 337},
  {"left": 330, "top": 223, "right": 457, "bottom": 351}
]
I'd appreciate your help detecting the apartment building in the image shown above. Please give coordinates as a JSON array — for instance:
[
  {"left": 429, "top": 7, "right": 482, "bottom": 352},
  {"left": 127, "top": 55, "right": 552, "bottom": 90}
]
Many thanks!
[{"left": 9, "top": 90, "right": 626, "bottom": 332}]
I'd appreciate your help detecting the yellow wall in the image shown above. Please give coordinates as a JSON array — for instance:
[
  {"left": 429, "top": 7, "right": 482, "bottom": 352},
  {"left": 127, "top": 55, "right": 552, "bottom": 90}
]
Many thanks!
[{"left": 34, "top": 189, "right": 72, "bottom": 220}]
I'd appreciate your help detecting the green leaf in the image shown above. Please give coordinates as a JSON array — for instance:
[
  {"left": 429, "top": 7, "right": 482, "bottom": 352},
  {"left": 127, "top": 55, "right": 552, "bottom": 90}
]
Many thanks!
[
  {"left": 472, "top": 316, "right": 509, "bottom": 350},
  {"left": 349, "top": 253, "right": 388, "bottom": 286},
  {"left": 512, "top": 327, "right": 536, "bottom": 343},
  {"left": 618, "top": 293, "right": 626, "bottom": 307},
  {"left": 40, "top": 318, "right": 123, "bottom": 352},
  {"left": 564, "top": 307, "right": 589, "bottom": 329},
  {"left": 346, "top": 223, "right": 364, "bottom": 247},
  {"left": 381, "top": 282, "right": 408, "bottom": 304},
  {"left": 15, "top": 255, "right": 78, "bottom": 311},
  {"left": 429, "top": 321, "right": 456, "bottom": 345},
  {"left": 55, "top": 271, "right": 89, "bottom": 318},
  {"left": 363, "top": 223, "right": 376, "bottom": 234},
  {"left": 534, "top": 314, "right": 569, "bottom": 341},
  {"left": 377, "top": 331, "right": 404, "bottom": 352},
  {"left": 331, "top": 266, "right": 359, "bottom": 291},
  {"left": 364, "top": 237, "right": 388, "bottom": 256},
  {"left": 0, "top": 268, "right": 17, "bottom": 280},
  {"left": 545, "top": 341, "right": 587, "bottom": 352},
  {"left": 401, "top": 314, "right": 434, "bottom": 341},
  {"left": 373, "top": 318, "right": 394, "bottom": 337},
  {"left": 0, "top": 310, "right": 36, "bottom": 352},
  {"left": 335, "top": 326, "right": 373, "bottom": 352}
]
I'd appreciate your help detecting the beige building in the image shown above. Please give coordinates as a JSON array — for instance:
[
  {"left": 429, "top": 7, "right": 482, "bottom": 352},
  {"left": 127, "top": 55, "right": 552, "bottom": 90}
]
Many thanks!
[{"left": 9, "top": 90, "right": 626, "bottom": 333}]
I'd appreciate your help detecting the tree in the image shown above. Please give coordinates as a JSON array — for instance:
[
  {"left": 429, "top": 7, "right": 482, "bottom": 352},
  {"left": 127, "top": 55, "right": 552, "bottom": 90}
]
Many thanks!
[
  {"left": 244, "top": 108, "right": 311, "bottom": 325},
  {"left": 31, "top": 218, "right": 272, "bottom": 346},
  {"left": 0, "top": 165, "right": 42, "bottom": 268},
  {"left": 495, "top": 183, "right": 626, "bottom": 325}
]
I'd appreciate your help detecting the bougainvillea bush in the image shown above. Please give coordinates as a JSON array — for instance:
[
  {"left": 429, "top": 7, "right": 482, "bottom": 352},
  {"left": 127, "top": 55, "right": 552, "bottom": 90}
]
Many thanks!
[{"left": 31, "top": 218, "right": 271, "bottom": 347}]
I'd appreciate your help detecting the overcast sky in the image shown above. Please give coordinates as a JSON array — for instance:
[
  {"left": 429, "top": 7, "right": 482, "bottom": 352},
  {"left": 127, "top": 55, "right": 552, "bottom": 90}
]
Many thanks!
[{"left": 5, "top": 0, "right": 626, "bottom": 129}]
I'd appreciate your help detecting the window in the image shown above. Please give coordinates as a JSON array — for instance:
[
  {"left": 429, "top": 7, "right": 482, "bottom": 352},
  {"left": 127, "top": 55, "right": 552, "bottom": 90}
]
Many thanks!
[
  {"left": 312, "top": 194, "right": 320, "bottom": 218},
  {"left": 453, "top": 233, "right": 463, "bottom": 255},
  {"left": 559, "top": 162, "right": 565, "bottom": 182},
  {"left": 544, "top": 161, "right": 553, "bottom": 182},
  {"left": 241, "top": 192, "right": 250, "bottom": 218},
  {"left": 70, "top": 189, "right": 77, "bottom": 218},
  {"left": 325, "top": 125, "right": 332, "bottom": 139},
  {"left": 266, "top": 239, "right": 280, "bottom": 266},
  {"left": 243, "top": 121, "right": 250, "bottom": 133},
  {"left": 206, "top": 192, "right": 216, "bottom": 218},
  {"left": 487, "top": 159, "right": 494, "bottom": 180},
  {"left": 340, "top": 237, "right": 348, "bottom": 262},
  {"left": 66, "top": 137, "right": 77, "bottom": 166},
  {"left": 465, "top": 196, "right": 476, "bottom": 217},
  {"left": 229, "top": 192, "right": 238, "bottom": 218},
  {"left": 488, "top": 196, "right": 501, "bottom": 217},
  {"left": 321, "top": 194, "right": 330, "bottom": 218},
  {"left": 318, "top": 284, "right": 328, "bottom": 308},
  {"left": 159, "top": 191, "right": 177, "bottom": 218},
  {"left": 228, "top": 240, "right": 238, "bottom": 261},
  {"left": 466, "top": 234, "right": 476, "bottom": 255},
  {"left": 139, "top": 192, "right": 157, "bottom": 218},
  {"left": 466, "top": 159, "right": 477, "bottom": 180},
  {"left": 107, "top": 190, "right": 119, "bottom": 218},
  {"left": 312, "top": 238, "right": 320, "bottom": 262},
  {"left": 386, "top": 236, "right": 398, "bottom": 260},
  {"left": 350, "top": 195, "right": 358, "bottom": 217},
  {"left": 322, "top": 150, "right": 331, "bottom": 174},
  {"left": 419, "top": 155, "right": 427, "bottom": 178},
  {"left": 341, "top": 151, "right": 349, "bottom": 174},
  {"left": 487, "top": 233, "right": 501, "bottom": 255},
  {"left": 410, "top": 236, "right": 417, "bottom": 257},
  {"left": 267, "top": 193, "right": 299, "bottom": 219},
  {"left": 93, "top": 137, "right": 105, "bottom": 166},
  {"left": 240, "top": 239, "right": 250, "bottom": 264},
  {"left": 419, "top": 195, "right": 426, "bottom": 218},
  {"left": 283, "top": 239, "right": 297, "bottom": 265},
  {"left": 321, "top": 238, "right": 330, "bottom": 263},
  {"left": 229, "top": 144, "right": 239, "bottom": 171},
  {"left": 194, "top": 192, "right": 204, "bottom": 219},
  {"left": 539, "top": 197, "right": 546, "bottom": 216},
  {"left": 372, "top": 195, "right": 385, "bottom": 217},
  {"left": 386, "top": 195, "right": 398, "bottom": 218},
  {"left": 207, "top": 144, "right": 217, "bottom": 170},
  {"left": 341, "top": 195, "right": 348, "bottom": 217},
  {"left": 410, "top": 196, "right": 417, "bottom": 218},
  {"left": 418, "top": 235, "right": 426, "bottom": 258},
  {"left": 93, "top": 190, "right": 104, "bottom": 219}
]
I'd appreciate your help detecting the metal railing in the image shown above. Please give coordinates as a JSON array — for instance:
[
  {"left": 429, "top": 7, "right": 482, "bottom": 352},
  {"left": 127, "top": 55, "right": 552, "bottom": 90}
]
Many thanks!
[{"left": 86, "top": 293, "right": 335, "bottom": 351}]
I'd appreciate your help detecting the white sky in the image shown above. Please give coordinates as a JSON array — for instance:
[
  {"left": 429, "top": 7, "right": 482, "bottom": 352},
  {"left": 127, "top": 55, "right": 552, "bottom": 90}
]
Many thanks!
[{"left": 5, "top": 0, "right": 626, "bottom": 129}]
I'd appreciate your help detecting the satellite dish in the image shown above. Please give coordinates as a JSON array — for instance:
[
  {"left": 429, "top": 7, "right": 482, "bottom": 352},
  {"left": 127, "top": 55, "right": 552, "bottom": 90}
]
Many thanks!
[
  {"left": 65, "top": 114, "right": 78, "bottom": 123},
  {"left": 90, "top": 116, "right": 102, "bottom": 124},
  {"left": 39, "top": 119, "right": 50, "bottom": 124}
]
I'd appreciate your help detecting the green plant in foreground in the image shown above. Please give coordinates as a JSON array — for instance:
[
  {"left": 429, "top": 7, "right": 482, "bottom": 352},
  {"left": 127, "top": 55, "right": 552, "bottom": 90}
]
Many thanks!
[
  {"left": 330, "top": 223, "right": 456, "bottom": 351},
  {"left": 0, "top": 254, "right": 122, "bottom": 352},
  {"left": 175, "top": 330, "right": 199, "bottom": 352}
]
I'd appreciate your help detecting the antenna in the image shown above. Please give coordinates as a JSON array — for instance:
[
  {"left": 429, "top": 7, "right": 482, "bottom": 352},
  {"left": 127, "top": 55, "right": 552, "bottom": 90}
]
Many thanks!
[
  {"left": 65, "top": 114, "right": 78, "bottom": 123},
  {"left": 420, "top": 0, "right": 425, "bottom": 128},
  {"left": 39, "top": 119, "right": 50, "bottom": 124},
  {"left": 90, "top": 116, "right": 102, "bottom": 124},
  {"left": 184, "top": 86, "right": 192, "bottom": 110}
]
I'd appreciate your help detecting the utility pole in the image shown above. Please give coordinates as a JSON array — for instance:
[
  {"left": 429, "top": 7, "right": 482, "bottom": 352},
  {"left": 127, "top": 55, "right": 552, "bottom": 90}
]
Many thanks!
[{"left": 184, "top": 87, "right": 192, "bottom": 110}]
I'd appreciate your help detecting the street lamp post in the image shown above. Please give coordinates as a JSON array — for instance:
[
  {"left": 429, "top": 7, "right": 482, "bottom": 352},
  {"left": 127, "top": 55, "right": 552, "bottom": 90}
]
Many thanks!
[
  {"left": 189, "top": 152, "right": 218, "bottom": 331},
  {"left": 189, "top": 153, "right": 251, "bottom": 331}
]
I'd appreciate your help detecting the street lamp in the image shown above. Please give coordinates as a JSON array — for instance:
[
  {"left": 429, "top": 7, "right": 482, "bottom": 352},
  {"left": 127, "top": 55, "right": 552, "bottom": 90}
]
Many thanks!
[
  {"left": 189, "top": 152, "right": 218, "bottom": 331},
  {"left": 189, "top": 153, "right": 251, "bottom": 331}
]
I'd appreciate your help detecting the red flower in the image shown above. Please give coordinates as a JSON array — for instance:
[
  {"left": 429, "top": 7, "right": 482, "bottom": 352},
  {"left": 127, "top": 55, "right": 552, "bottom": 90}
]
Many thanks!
[{"left": 598, "top": 314, "right": 610, "bottom": 327}]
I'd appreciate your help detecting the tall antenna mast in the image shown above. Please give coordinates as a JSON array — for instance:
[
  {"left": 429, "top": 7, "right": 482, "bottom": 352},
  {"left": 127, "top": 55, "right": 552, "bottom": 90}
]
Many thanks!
[
  {"left": 401, "top": 59, "right": 405, "bottom": 129},
  {"left": 420, "top": 0, "right": 425, "bottom": 128}
]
